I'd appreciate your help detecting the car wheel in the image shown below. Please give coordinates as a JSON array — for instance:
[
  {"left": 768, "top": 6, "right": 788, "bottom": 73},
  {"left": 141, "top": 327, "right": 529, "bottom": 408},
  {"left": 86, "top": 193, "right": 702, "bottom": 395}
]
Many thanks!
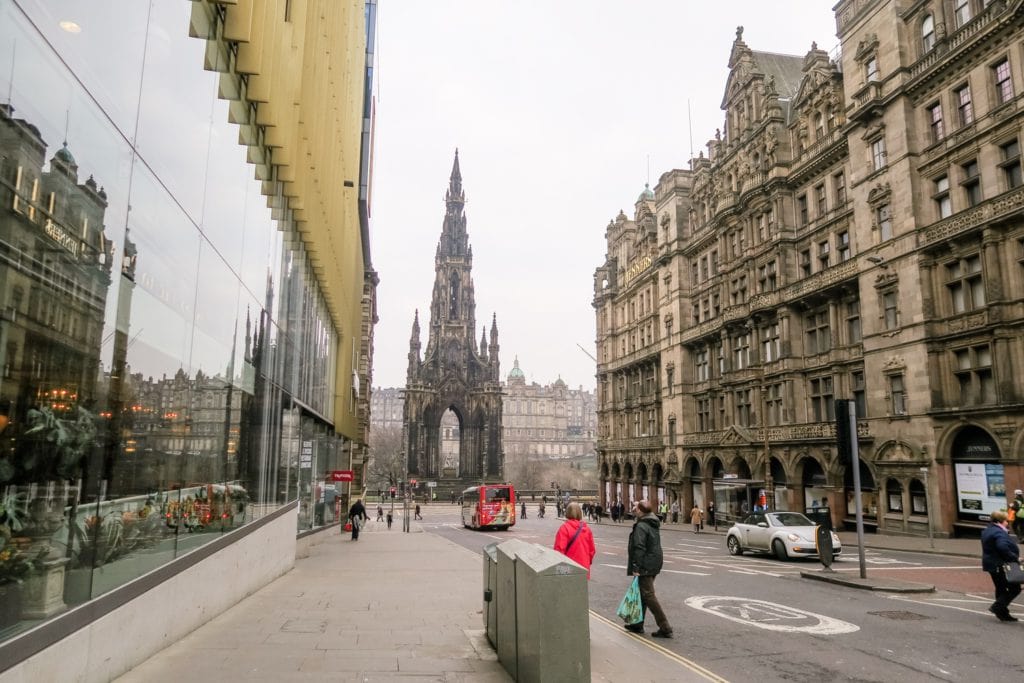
[
  {"left": 727, "top": 535, "right": 743, "bottom": 556},
  {"left": 773, "top": 539, "right": 789, "bottom": 561}
]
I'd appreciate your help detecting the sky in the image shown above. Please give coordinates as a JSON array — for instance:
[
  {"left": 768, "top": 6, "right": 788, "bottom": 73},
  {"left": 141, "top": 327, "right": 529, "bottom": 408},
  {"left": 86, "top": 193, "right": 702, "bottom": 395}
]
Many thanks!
[{"left": 369, "top": 1, "right": 839, "bottom": 391}]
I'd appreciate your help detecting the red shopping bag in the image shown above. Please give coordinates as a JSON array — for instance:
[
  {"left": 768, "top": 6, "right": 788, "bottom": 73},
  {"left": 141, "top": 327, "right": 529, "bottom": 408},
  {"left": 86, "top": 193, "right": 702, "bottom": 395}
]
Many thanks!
[{"left": 344, "top": 522, "right": 353, "bottom": 532}]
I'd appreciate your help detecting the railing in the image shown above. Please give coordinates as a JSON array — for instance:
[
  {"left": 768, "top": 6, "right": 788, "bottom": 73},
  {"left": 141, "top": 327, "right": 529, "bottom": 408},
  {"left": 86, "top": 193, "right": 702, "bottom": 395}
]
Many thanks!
[
  {"left": 682, "top": 420, "right": 870, "bottom": 446},
  {"left": 920, "top": 186, "right": 1024, "bottom": 248}
]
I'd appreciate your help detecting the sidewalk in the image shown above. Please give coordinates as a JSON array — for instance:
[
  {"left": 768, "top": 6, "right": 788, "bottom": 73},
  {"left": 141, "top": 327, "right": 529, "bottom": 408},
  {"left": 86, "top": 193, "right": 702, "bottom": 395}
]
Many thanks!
[{"left": 115, "top": 521, "right": 717, "bottom": 682}]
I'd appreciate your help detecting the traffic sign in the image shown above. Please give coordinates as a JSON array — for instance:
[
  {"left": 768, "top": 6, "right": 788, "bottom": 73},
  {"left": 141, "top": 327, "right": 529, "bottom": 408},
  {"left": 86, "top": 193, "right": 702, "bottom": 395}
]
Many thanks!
[{"left": 329, "top": 470, "right": 354, "bottom": 482}]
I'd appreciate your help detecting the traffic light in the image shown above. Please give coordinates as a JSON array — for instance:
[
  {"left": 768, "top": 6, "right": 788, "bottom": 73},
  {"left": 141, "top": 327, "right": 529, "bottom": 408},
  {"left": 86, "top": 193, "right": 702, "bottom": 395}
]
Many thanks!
[{"left": 390, "top": 487, "right": 396, "bottom": 499}]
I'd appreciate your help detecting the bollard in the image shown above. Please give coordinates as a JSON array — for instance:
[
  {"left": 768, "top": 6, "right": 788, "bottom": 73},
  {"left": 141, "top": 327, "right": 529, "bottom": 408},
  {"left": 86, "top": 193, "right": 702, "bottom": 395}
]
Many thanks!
[{"left": 482, "top": 542, "right": 499, "bottom": 647}]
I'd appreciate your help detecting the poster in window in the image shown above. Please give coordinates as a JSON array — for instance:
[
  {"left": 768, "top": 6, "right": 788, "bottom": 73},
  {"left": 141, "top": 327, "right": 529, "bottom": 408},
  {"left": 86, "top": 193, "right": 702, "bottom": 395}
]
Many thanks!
[
  {"left": 911, "top": 495, "right": 927, "bottom": 514},
  {"left": 888, "top": 494, "right": 903, "bottom": 512},
  {"left": 955, "top": 462, "right": 1005, "bottom": 515}
]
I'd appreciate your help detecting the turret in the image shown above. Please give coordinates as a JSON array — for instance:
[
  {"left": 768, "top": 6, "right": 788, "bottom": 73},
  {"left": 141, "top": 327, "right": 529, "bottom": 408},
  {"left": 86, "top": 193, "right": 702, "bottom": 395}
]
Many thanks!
[{"left": 407, "top": 309, "right": 422, "bottom": 381}]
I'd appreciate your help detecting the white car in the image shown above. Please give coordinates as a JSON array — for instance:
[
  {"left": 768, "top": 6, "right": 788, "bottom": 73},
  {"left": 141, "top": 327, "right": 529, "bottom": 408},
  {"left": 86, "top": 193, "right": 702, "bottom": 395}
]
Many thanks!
[{"left": 726, "top": 511, "right": 842, "bottom": 560}]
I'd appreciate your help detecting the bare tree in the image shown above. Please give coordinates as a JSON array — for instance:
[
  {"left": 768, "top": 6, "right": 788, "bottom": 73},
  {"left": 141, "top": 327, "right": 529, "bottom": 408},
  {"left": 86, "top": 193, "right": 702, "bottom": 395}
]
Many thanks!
[
  {"left": 505, "top": 456, "right": 545, "bottom": 491},
  {"left": 367, "top": 424, "right": 405, "bottom": 490}
]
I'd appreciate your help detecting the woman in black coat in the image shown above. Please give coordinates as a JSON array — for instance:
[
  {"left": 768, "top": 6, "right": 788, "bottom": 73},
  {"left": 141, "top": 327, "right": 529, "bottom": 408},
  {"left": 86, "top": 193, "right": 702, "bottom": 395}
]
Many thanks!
[
  {"left": 348, "top": 498, "right": 368, "bottom": 541},
  {"left": 981, "top": 509, "right": 1021, "bottom": 621}
]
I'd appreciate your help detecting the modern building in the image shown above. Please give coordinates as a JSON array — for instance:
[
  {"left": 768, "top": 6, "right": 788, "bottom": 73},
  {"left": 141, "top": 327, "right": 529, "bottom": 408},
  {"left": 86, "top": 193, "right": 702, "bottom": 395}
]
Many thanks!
[
  {"left": 596, "top": 3, "right": 1024, "bottom": 539},
  {"left": 0, "top": 0, "right": 376, "bottom": 678}
]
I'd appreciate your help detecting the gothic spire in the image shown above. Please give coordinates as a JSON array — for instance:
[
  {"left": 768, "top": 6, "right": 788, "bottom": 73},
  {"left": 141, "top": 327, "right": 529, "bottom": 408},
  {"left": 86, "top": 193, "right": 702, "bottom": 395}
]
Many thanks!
[
  {"left": 446, "top": 148, "right": 464, "bottom": 208},
  {"left": 410, "top": 309, "right": 421, "bottom": 343},
  {"left": 480, "top": 326, "right": 488, "bottom": 362}
]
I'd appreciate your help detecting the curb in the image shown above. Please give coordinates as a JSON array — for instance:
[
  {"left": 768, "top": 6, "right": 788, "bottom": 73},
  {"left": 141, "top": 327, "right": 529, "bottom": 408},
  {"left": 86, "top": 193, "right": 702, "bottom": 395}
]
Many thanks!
[{"left": 799, "top": 570, "right": 936, "bottom": 593}]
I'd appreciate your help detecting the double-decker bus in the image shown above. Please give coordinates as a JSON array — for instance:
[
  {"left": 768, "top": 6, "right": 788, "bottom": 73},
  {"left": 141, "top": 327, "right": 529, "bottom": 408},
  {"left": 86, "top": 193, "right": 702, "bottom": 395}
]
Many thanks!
[{"left": 461, "top": 484, "right": 516, "bottom": 530}]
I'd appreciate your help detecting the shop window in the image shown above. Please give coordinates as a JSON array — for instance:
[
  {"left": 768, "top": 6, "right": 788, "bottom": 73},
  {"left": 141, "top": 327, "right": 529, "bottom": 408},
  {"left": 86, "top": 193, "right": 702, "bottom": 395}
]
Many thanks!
[
  {"left": 910, "top": 479, "right": 927, "bottom": 514},
  {"left": 886, "top": 478, "right": 904, "bottom": 512}
]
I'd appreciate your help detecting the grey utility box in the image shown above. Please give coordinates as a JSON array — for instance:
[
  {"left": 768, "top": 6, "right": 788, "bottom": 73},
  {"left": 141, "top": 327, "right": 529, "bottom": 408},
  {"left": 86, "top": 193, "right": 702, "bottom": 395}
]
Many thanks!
[
  {"left": 495, "top": 538, "right": 533, "bottom": 679},
  {"left": 482, "top": 542, "right": 499, "bottom": 647},
  {"left": 512, "top": 543, "right": 590, "bottom": 682}
]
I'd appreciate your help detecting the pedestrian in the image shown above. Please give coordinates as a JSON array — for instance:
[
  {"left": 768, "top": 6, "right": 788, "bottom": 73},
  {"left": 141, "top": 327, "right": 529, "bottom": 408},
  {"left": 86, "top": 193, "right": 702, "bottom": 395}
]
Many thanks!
[
  {"left": 554, "top": 502, "right": 596, "bottom": 578},
  {"left": 376, "top": 504, "right": 384, "bottom": 522},
  {"left": 708, "top": 501, "right": 716, "bottom": 530},
  {"left": 626, "top": 500, "right": 672, "bottom": 638},
  {"left": 414, "top": 503, "right": 422, "bottom": 520},
  {"left": 690, "top": 504, "right": 703, "bottom": 533},
  {"left": 594, "top": 503, "right": 603, "bottom": 523},
  {"left": 521, "top": 501, "right": 527, "bottom": 519},
  {"left": 347, "top": 498, "right": 367, "bottom": 541},
  {"left": 670, "top": 500, "right": 679, "bottom": 524},
  {"left": 1012, "top": 490, "right": 1024, "bottom": 541},
  {"left": 538, "top": 501, "right": 546, "bottom": 518},
  {"left": 386, "top": 510, "right": 393, "bottom": 529},
  {"left": 981, "top": 509, "right": 1021, "bottom": 621}
]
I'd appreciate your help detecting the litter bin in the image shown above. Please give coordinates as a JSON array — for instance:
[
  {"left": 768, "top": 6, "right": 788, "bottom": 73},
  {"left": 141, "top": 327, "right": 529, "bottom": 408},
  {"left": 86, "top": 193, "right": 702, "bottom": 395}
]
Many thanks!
[
  {"left": 511, "top": 543, "right": 590, "bottom": 682},
  {"left": 482, "top": 542, "right": 499, "bottom": 647},
  {"left": 495, "top": 539, "right": 533, "bottom": 678}
]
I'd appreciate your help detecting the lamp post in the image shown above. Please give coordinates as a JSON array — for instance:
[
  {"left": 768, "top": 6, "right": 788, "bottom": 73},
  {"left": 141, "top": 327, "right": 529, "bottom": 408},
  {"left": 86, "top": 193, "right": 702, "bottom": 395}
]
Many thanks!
[{"left": 920, "top": 466, "right": 935, "bottom": 549}]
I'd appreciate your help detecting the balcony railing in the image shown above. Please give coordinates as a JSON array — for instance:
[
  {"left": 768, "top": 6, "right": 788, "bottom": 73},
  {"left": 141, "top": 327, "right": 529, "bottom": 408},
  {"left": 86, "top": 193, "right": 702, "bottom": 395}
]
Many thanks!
[
  {"left": 682, "top": 420, "right": 870, "bottom": 446},
  {"left": 920, "top": 185, "right": 1024, "bottom": 248}
]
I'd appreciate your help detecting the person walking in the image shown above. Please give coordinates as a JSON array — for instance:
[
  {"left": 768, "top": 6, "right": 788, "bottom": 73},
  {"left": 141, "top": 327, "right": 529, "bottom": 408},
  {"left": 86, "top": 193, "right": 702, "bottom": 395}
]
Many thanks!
[
  {"left": 521, "top": 501, "right": 527, "bottom": 519},
  {"left": 626, "top": 500, "right": 672, "bottom": 638},
  {"left": 554, "top": 502, "right": 596, "bottom": 579},
  {"left": 347, "top": 498, "right": 367, "bottom": 541},
  {"left": 538, "top": 501, "right": 546, "bottom": 518},
  {"left": 670, "top": 500, "right": 679, "bottom": 524},
  {"left": 1011, "top": 490, "right": 1024, "bottom": 541},
  {"left": 376, "top": 504, "right": 384, "bottom": 522},
  {"left": 982, "top": 509, "right": 1021, "bottom": 621},
  {"left": 658, "top": 501, "right": 668, "bottom": 523},
  {"left": 708, "top": 501, "right": 717, "bottom": 530},
  {"left": 386, "top": 510, "right": 393, "bottom": 529},
  {"left": 690, "top": 504, "right": 703, "bottom": 534},
  {"left": 414, "top": 503, "right": 422, "bottom": 520}
]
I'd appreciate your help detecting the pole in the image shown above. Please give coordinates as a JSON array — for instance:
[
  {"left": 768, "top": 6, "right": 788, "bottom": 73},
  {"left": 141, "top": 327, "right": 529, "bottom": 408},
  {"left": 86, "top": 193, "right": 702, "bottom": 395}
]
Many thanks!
[
  {"left": 848, "top": 406, "right": 867, "bottom": 579},
  {"left": 920, "top": 467, "right": 935, "bottom": 549}
]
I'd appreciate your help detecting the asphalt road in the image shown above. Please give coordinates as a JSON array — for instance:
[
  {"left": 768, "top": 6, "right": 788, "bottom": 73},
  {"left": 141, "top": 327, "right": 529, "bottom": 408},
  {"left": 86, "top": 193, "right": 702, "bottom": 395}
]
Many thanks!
[{"left": 415, "top": 503, "right": 1024, "bottom": 682}]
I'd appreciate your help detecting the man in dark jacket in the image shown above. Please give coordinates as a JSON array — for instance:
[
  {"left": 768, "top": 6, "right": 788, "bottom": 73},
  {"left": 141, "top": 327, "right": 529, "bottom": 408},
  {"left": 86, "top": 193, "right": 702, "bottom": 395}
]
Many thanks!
[
  {"left": 981, "top": 509, "right": 1021, "bottom": 621},
  {"left": 626, "top": 500, "right": 673, "bottom": 638}
]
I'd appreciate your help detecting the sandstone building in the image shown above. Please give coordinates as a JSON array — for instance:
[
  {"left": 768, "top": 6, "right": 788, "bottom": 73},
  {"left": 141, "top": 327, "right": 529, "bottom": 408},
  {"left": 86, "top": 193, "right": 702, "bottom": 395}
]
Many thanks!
[{"left": 596, "top": 2, "right": 1024, "bottom": 538}]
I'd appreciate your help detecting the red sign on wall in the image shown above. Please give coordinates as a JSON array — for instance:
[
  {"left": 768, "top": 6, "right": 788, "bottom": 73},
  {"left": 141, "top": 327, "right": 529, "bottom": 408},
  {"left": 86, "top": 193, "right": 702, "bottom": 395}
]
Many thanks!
[{"left": 329, "top": 470, "right": 354, "bottom": 482}]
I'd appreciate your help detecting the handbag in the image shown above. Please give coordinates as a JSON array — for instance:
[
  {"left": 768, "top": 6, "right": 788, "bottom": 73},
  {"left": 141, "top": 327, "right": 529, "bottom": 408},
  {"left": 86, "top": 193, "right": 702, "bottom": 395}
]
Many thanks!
[
  {"left": 564, "top": 522, "right": 585, "bottom": 553},
  {"left": 1003, "top": 561, "right": 1024, "bottom": 583},
  {"left": 344, "top": 522, "right": 353, "bottom": 532},
  {"left": 616, "top": 577, "right": 643, "bottom": 625}
]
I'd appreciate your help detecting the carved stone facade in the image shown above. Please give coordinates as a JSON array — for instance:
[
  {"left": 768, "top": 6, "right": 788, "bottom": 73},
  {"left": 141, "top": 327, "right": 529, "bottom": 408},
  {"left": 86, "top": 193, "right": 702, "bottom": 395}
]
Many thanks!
[
  {"left": 595, "top": 4, "right": 1024, "bottom": 538},
  {"left": 403, "top": 152, "right": 504, "bottom": 485}
]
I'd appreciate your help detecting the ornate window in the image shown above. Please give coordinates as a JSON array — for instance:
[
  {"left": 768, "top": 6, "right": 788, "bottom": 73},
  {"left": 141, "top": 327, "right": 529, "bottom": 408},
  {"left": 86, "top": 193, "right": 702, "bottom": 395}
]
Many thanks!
[
  {"left": 922, "top": 14, "right": 935, "bottom": 52},
  {"left": 994, "top": 58, "right": 1014, "bottom": 105},
  {"left": 954, "top": 344, "right": 995, "bottom": 405},
  {"left": 955, "top": 85, "right": 973, "bottom": 126},
  {"left": 946, "top": 254, "right": 985, "bottom": 313}
]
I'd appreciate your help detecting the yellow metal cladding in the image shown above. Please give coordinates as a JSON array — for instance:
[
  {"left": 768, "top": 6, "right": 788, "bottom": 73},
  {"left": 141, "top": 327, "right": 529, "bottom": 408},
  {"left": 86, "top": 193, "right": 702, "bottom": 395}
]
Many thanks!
[{"left": 194, "top": 0, "right": 367, "bottom": 437}]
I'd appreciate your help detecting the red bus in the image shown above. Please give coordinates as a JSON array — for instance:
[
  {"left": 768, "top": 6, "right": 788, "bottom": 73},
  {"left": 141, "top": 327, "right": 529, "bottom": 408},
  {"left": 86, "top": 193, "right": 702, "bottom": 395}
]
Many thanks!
[{"left": 461, "top": 484, "right": 516, "bottom": 530}]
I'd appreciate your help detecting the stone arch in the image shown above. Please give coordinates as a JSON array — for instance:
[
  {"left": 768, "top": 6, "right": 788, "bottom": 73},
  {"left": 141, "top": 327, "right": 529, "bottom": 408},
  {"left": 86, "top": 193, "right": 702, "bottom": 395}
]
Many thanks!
[{"left": 708, "top": 456, "right": 726, "bottom": 479}]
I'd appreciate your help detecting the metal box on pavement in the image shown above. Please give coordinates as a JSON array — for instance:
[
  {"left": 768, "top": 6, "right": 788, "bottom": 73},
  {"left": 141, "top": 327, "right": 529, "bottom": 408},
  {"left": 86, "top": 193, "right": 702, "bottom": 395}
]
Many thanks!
[
  {"left": 512, "top": 543, "right": 590, "bottom": 682},
  {"left": 495, "top": 539, "right": 532, "bottom": 678},
  {"left": 482, "top": 542, "right": 499, "bottom": 646}
]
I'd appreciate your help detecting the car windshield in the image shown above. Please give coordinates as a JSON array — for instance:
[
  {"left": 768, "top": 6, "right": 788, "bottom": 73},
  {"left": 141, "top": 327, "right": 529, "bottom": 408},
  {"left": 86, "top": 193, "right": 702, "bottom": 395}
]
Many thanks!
[{"left": 768, "top": 512, "right": 814, "bottom": 527}]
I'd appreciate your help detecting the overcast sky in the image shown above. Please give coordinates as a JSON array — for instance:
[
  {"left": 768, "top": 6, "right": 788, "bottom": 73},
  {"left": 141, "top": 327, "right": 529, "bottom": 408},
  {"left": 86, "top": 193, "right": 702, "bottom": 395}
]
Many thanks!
[{"left": 369, "top": 1, "right": 839, "bottom": 390}]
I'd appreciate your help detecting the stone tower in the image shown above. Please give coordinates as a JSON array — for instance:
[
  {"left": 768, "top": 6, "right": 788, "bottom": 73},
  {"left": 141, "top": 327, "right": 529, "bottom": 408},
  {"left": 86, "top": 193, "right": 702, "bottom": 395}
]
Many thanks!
[{"left": 403, "top": 151, "right": 503, "bottom": 485}]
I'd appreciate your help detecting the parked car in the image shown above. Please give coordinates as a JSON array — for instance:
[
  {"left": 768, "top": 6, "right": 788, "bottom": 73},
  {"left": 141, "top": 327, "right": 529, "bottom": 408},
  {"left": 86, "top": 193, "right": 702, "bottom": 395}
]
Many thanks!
[{"left": 726, "top": 511, "right": 842, "bottom": 560}]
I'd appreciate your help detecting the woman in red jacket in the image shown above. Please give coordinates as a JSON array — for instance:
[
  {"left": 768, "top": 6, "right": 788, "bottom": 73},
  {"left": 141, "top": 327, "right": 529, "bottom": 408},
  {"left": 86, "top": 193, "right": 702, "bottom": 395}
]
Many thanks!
[{"left": 554, "top": 502, "right": 596, "bottom": 578}]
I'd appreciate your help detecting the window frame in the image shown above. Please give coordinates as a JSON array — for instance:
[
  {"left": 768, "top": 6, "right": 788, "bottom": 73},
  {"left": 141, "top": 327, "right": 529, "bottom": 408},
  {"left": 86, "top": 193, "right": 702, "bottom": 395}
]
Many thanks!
[
  {"left": 955, "top": 84, "right": 974, "bottom": 127},
  {"left": 994, "top": 58, "right": 1014, "bottom": 105}
]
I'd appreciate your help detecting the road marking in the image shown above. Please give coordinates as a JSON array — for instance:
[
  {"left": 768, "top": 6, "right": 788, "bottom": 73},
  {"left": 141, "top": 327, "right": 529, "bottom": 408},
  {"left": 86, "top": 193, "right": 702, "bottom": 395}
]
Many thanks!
[
  {"left": 686, "top": 595, "right": 859, "bottom": 634},
  {"left": 589, "top": 611, "right": 729, "bottom": 682},
  {"left": 663, "top": 569, "right": 712, "bottom": 576},
  {"left": 888, "top": 594, "right": 992, "bottom": 618},
  {"left": 602, "top": 563, "right": 628, "bottom": 570}
]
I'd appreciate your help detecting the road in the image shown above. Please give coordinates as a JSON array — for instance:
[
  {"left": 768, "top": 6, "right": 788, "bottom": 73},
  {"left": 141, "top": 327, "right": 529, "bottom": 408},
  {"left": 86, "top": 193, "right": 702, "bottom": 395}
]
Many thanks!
[{"left": 411, "top": 503, "right": 1024, "bottom": 682}]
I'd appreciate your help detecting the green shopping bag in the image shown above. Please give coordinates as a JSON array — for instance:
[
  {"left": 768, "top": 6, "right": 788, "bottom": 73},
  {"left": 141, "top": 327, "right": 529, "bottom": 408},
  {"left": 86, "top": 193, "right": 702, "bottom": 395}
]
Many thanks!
[{"left": 616, "top": 577, "right": 643, "bottom": 625}]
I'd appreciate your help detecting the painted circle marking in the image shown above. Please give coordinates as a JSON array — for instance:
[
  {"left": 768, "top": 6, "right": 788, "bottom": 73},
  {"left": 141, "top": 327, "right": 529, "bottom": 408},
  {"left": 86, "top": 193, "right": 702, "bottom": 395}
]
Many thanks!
[{"left": 685, "top": 595, "right": 860, "bottom": 634}]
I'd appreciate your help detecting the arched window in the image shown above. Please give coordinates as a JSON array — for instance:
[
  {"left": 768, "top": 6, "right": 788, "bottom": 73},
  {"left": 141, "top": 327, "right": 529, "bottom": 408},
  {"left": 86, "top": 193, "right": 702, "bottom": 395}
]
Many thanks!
[
  {"left": 910, "top": 478, "right": 927, "bottom": 514},
  {"left": 886, "top": 478, "right": 903, "bottom": 512},
  {"left": 922, "top": 14, "right": 935, "bottom": 52}
]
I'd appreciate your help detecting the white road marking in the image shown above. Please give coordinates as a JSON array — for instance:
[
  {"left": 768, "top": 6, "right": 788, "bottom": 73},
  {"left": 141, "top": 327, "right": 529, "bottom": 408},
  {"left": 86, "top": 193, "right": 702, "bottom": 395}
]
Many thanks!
[
  {"left": 686, "top": 595, "right": 859, "bottom": 634},
  {"left": 887, "top": 594, "right": 993, "bottom": 618},
  {"left": 663, "top": 569, "right": 712, "bottom": 576}
]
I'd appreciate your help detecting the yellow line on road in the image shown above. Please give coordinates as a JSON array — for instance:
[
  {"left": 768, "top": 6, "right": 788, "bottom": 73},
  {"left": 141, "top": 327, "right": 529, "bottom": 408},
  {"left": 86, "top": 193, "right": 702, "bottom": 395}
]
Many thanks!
[{"left": 590, "top": 611, "right": 730, "bottom": 682}]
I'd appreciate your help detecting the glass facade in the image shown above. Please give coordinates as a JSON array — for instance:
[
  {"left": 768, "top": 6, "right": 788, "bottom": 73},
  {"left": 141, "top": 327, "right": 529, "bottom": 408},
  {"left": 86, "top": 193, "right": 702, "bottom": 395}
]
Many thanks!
[{"left": 0, "top": 0, "right": 352, "bottom": 642}]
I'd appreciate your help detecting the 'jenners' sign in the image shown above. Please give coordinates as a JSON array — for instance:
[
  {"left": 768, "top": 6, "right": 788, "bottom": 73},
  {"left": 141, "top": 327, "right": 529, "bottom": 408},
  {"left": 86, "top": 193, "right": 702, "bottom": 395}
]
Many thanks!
[{"left": 624, "top": 255, "right": 651, "bottom": 284}]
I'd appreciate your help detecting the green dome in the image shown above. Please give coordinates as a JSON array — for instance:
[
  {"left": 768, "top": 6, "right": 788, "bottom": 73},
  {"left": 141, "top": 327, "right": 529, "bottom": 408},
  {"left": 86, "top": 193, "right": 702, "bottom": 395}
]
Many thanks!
[
  {"left": 637, "top": 183, "right": 654, "bottom": 202},
  {"left": 508, "top": 357, "right": 525, "bottom": 380},
  {"left": 55, "top": 143, "right": 76, "bottom": 165}
]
